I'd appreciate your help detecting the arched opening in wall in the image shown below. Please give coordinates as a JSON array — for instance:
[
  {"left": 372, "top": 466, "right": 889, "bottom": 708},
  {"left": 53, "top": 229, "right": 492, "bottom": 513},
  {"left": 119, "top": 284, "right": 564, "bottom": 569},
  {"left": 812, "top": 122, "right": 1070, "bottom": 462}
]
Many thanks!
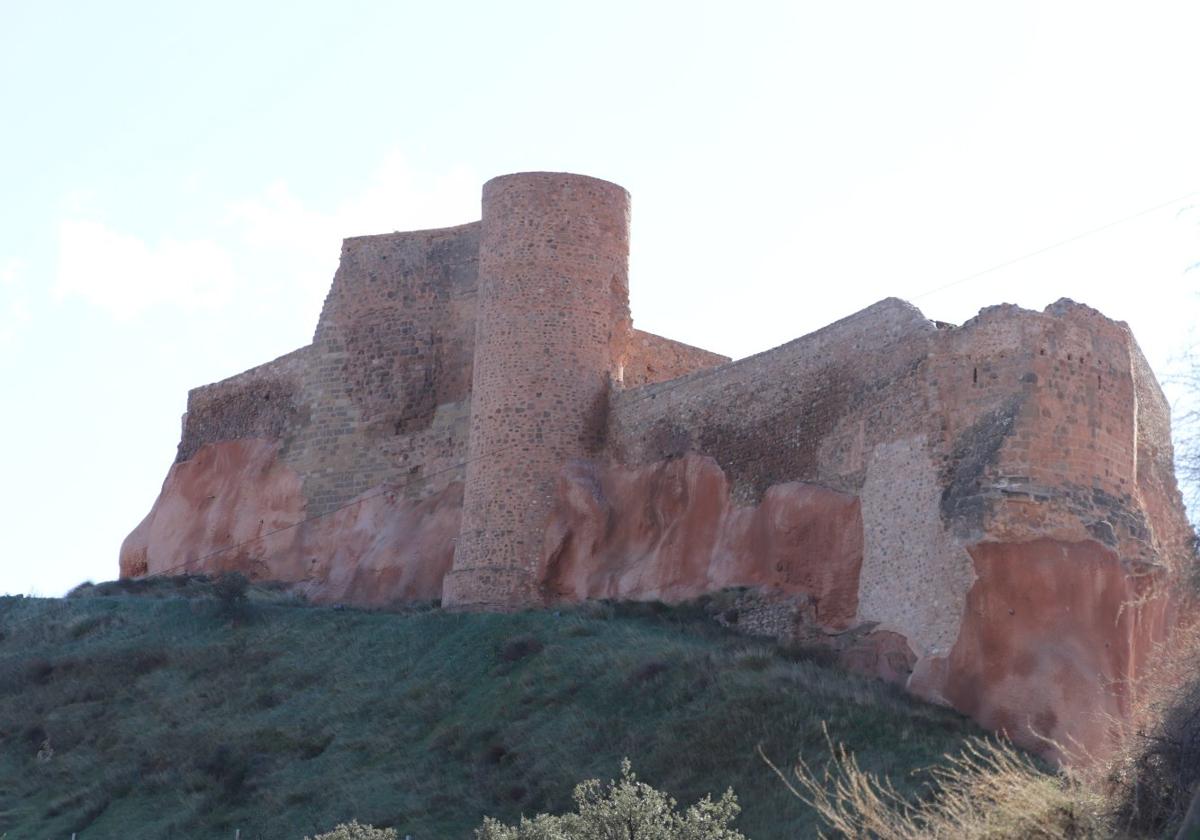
[{"left": 973, "top": 367, "right": 978, "bottom": 385}]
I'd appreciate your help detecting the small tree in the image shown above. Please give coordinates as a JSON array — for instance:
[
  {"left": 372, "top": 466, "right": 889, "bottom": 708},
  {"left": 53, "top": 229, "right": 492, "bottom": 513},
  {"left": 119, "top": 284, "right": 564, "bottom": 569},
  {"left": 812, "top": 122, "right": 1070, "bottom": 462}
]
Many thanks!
[
  {"left": 304, "top": 820, "right": 397, "bottom": 840},
  {"left": 1173, "top": 202, "right": 1200, "bottom": 522},
  {"left": 475, "top": 759, "right": 746, "bottom": 840}
]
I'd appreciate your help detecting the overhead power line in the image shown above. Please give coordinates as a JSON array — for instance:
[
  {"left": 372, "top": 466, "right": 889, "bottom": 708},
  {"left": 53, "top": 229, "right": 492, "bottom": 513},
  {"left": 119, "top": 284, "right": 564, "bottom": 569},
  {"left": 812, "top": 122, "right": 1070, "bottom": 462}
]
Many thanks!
[{"left": 912, "top": 189, "right": 1199, "bottom": 301}]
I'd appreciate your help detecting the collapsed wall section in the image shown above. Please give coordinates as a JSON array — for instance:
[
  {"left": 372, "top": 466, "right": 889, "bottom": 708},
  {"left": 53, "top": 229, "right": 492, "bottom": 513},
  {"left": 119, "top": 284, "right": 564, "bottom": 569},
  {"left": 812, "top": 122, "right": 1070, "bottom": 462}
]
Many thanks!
[
  {"left": 177, "top": 346, "right": 311, "bottom": 463},
  {"left": 286, "top": 222, "right": 481, "bottom": 513}
]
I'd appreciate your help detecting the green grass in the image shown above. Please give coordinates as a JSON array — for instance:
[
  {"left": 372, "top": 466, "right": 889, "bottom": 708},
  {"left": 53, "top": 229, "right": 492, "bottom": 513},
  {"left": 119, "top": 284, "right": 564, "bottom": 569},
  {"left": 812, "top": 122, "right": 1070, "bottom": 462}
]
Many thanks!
[{"left": 0, "top": 579, "right": 986, "bottom": 839}]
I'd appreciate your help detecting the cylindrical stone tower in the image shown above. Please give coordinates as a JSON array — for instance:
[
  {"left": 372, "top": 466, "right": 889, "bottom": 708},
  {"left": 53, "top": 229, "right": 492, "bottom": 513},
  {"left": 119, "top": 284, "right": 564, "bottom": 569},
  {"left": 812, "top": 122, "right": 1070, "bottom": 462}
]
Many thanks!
[{"left": 443, "top": 172, "right": 631, "bottom": 609}]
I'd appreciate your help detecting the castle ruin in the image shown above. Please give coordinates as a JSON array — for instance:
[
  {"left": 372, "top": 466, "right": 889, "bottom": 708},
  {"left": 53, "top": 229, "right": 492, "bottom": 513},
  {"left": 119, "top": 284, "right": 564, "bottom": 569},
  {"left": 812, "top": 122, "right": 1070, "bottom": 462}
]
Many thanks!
[{"left": 122, "top": 172, "right": 1195, "bottom": 761}]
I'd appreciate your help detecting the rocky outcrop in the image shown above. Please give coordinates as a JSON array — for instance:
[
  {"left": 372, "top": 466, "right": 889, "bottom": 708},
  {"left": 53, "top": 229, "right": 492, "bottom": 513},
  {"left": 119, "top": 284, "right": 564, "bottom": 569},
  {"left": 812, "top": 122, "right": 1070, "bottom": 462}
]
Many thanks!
[
  {"left": 540, "top": 455, "right": 863, "bottom": 628},
  {"left": 120, "top": 439, "right": 459, "bottom": 605},
  {"left": 124, "top": 435, "right": 1167, "bottom": 764},
  {"left": 537, "top": 455, "right": 1182, "bottom": 762},
  {"left": 919, "top": 538, "right": 1172, "bottom": 763}
]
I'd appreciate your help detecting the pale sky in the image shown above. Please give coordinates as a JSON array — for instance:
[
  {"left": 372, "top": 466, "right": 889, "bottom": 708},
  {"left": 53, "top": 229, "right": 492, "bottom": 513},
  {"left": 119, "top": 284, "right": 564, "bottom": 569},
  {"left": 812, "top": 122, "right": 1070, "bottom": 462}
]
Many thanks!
[{"left": 1, "top": 1, "right": 1197, "bottom": 596}]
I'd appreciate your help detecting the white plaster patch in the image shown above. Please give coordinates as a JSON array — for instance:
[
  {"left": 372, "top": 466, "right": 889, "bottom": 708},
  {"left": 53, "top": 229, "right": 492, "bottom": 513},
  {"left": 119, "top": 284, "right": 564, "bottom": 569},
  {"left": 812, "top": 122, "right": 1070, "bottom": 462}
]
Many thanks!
[{"left": 858, "top": 435, "right": 976, "bottom": 658}]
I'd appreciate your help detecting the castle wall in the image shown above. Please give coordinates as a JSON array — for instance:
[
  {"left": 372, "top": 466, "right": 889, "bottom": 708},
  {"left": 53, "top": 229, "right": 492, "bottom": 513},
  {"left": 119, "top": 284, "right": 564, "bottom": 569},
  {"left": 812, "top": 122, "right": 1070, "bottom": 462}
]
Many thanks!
[
  {"left": 444, "top": 173, "right": 632, "bottom": 609},
  {"left": 605, "top": 299, "right": 1187, "bottom": 656},
  {"left": 608, "top": 298, "right": 938, "bottom": 501},
  {"left": 122, "top": 169, "right": 1197, "bottom": 764},
  {"left": 622, "top": 329, "right": 730, "bottom": 387},
  {"left": 926, "top": 302, "right": 1177, "bottom": 568},
  {"left": 177, "top": 346, "right": 311, "bottom": 463},
  {"left": 283, "top": 223, "right": 480, "bottom": 514},
  {"left": 607, "top": 299, "right": 1180, "bottom": 560},
  {"left": 168, "top": 221, "right": 482, "bottom": 533}
]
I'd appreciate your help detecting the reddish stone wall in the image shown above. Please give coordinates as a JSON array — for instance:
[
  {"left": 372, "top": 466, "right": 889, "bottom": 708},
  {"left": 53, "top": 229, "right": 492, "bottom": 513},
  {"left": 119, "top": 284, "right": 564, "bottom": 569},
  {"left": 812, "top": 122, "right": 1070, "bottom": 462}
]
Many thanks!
[
  {"left": 608, "top": 300, "right": 1183, "bottom": 565},
  {"left": 622, "top": 329, "right": 729, "bottom": 387},
  {"left": 311, "top": 223, "right": 479, "bottom": 424},
  {"left": 287, "top": 223, "right": 480, "bottom": 514},
  {"left": 177, "top": 346, "right": 311, "bottom": 463},
  {"left": 608, "top": 298, "right": 937, "bottom": 501},
  {"left": 174, "top": 223, "right": 482, "bottom": 517},
  {"left": 444, "top": 173, "right": 632, "bottom": 609}
]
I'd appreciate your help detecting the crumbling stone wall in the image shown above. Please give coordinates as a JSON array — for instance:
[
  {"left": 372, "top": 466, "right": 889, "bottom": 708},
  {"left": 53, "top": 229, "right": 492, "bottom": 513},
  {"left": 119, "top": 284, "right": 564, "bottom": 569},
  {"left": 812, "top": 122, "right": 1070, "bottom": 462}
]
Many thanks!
[
  {"left": 177, "top": 346, "right": 310, "bottom": 463},
  {"left": 606, "top": 299, "right": 1185, "bottom": 567},
  {"left": 622, "top": 329, "right": 729, "bottom": 387},
  {"left": 285, "top": 223, "right": 480, "bottom": 513},
  {"left": 604, "top": 298, "right": 1190, "bottom": 656},
  {"left": 608, "top": 298, "right": 937, "bottom": 502},
  {"left": 172, "top": 223, "right": 482, "bottom": 518}
]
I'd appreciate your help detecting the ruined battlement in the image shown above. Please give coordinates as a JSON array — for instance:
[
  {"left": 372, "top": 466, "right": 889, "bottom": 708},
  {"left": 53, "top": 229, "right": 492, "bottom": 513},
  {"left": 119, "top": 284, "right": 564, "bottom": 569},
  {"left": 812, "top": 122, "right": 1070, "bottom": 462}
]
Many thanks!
[{"left": 121, "top": 171, "right": 1194, "bottom": 762}]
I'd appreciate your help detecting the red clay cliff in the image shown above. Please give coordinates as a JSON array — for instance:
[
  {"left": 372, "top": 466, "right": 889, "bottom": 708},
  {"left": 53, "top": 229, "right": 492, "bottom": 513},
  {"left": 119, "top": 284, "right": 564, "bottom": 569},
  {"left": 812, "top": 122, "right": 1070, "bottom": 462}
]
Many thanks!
[{"left": 121, "top": 171, "right": 1196, "bottom": 763}]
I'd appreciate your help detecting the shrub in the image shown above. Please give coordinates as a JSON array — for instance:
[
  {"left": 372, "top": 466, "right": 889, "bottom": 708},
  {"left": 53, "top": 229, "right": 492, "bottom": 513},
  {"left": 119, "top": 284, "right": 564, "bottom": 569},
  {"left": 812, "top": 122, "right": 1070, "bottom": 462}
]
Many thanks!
[
  {"left": 198, "top": 744, "right": 254, "bottom": 802},
  {"left": 1107, "top": 616, "right": 1200, "bottom": 837},
  {"left": 304, "top": 820, "right": 397, "bottom": 840},
  {"left": 213, "top": 571, "right": 250, "bottom": 619},
  {"left": 499, "top": 634, "right": 544, "bottom": 662},
  {"left": 1110, "top": 672, "right": 1200, "bottom": 835},
  {"left": 764, "top": 729, "right": 1107, "bottom": 839},
  {"left": 475, "top": 758, "right": 746, "bottom": 839}
]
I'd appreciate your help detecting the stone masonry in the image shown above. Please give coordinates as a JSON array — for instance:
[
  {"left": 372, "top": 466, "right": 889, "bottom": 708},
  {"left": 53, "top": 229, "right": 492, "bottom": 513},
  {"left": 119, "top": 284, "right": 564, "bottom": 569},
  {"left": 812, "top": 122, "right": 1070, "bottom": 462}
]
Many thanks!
[{"left": 122, "top": 171, "right": 1195, "bottom": 762}]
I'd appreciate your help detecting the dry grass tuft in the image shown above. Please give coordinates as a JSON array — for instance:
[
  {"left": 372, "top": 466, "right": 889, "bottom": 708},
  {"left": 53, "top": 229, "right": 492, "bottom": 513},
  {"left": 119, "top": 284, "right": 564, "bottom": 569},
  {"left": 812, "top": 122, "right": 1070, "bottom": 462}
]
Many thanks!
[
  {"left": 1105, "top": 613, "right": 1200, "bottom": 838},
  {"left": 763, "top": 726, "right": 1108, "bottom": 840}
]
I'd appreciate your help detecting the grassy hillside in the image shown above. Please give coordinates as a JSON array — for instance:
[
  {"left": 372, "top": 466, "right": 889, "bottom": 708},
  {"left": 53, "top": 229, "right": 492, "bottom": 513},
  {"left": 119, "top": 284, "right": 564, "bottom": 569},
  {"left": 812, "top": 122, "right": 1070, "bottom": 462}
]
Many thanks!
[{"left": 0, "top": 579, "right": 987, "bottom": 839}]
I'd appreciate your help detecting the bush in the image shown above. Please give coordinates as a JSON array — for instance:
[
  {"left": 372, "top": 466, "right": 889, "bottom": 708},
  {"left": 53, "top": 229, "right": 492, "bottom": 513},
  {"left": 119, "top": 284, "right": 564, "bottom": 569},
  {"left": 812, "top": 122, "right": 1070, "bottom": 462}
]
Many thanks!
[
  {"left": 214, "top": 571, "right": 250, "bottom": 619},
  {"left": 475, "top": 759, "right": 746, "bottom": 839},
  {"left": 1111, "top": 674, "right": 1200, "bottom": 835},
  {"left": 1108, "top": 618, "right": 1200, "bottom": 837},
  {"left": 765, "top": 729, "right": 1107, "bottom": 839},
  {"left": 499, "top": 634, "right": 544, "bottom": 662},
  {"left": 304, "top": 820, "right": 397, "bottom": 840}
]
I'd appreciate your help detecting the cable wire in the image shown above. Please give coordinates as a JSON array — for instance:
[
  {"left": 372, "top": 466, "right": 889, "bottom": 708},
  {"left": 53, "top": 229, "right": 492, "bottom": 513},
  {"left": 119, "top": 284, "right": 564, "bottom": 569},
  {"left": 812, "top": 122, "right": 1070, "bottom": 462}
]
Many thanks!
[{"left": 912, "top": 189, "right": 1199, "bottom": 301}]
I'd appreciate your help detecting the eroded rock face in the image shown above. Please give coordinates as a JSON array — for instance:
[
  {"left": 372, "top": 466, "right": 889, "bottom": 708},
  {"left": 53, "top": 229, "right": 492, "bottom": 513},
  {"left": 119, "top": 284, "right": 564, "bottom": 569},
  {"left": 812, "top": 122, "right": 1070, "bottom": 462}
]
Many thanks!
[
  {"left": 121, "top": 432, "right": 1186, "bottom": 764},
  {"left": 537, "top": 453, "right": 1185, "bottom": 764},
  {"left": 120, "top": 438, "right": 307, "bottom": 580},
  {"left": 120, "top": 439, "right": 459, "bottom": 605},
  {"left": 922, "top": 539, "right": 1172, "bottom": 763},
  {"left": 540, "top": 455, "right": 863, "bottom": 630}
]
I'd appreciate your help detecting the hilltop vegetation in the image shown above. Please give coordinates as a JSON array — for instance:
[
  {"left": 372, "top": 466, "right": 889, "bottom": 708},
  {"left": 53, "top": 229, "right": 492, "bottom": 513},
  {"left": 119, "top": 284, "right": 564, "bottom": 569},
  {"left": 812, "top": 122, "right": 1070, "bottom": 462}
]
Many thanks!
[{"left": 0, "top": 578, "right": 988, "bottom": 838}]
